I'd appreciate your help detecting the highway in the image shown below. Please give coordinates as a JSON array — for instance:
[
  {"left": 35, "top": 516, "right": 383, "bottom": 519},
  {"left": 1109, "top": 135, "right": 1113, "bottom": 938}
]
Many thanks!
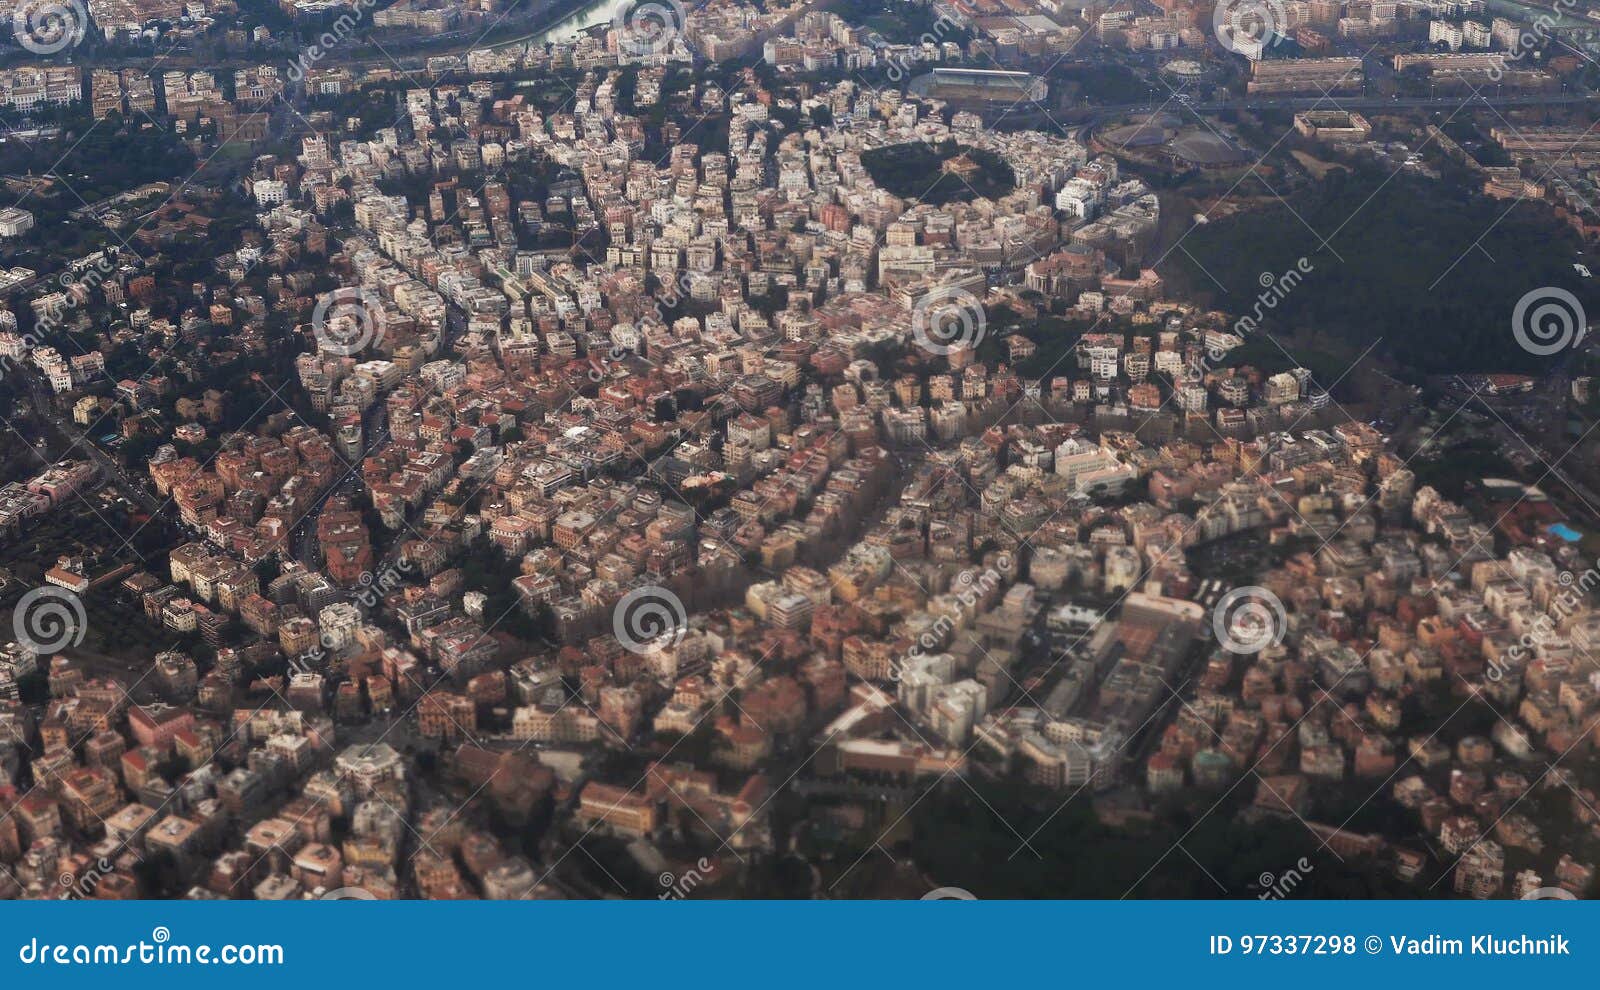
[{"left": 1057, "top": 91, "right": 1600, "bottom": 124}]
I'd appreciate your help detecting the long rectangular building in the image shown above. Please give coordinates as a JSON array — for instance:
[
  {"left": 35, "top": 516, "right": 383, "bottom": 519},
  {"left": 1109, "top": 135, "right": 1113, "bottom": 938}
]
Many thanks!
[{"left": 1246, "top": 57, "right": 1364, "bottom": 94}]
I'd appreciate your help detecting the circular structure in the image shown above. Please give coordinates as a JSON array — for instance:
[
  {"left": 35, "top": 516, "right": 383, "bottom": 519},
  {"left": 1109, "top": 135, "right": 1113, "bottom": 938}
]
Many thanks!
[
  {"left": 1098, "top": 114, "right": 1179, "bottom": 151},
  {"left": 1212, "top": 0, "right": 1287, "bottom": 56},
  {"left": 1094, "top": 113, "right": 1250, "bottom": 171},
  {"left": 912, "top": 286, "right": 988, "bottom": 356},
  {"left": 1212, "top": 586, "right": 1287, "bottom": 654},
  {"left": 1168, "top": 131, "right": 1250, "bottom": 167},
  {"left": 613, "top": 585, "right": 688, "bottom": 654},
  {"left": 613, "top": 0, "right": 686, "bottom": 58},
  {"left": 1512, "top": 286, "right": 1587, "bottom": 356},
  {"left": 11, "top": 0, "right": 87, "bottom": 56},
  {"left": 13, "top": 585, "right": 87, "bottom": 654},
  {"left": 312, "top": 287, "right": 387, "bottom": 357}
]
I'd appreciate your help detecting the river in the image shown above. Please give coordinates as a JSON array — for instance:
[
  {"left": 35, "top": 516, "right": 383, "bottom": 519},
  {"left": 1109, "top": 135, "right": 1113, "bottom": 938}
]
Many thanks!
[{"left": 524, "top": 0, "right": 635, "bottom": 46}]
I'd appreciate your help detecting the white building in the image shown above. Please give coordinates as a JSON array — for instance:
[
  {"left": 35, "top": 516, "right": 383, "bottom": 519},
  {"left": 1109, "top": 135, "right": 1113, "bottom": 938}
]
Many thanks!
[
  {"left": 252, "top": 179, "right": 288, "bottom": 206},
  {"left": 0, "top": 208, "right": 34, "bottom": 237},
  {"left": 1429, "top": 19, "right": 1464, "bottom": 49}
]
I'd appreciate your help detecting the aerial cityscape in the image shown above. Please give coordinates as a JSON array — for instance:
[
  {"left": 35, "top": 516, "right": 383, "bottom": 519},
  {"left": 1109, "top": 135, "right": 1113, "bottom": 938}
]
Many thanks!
[{"left": 0, "top": 0, "right": 1596, "bottom": 903}]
